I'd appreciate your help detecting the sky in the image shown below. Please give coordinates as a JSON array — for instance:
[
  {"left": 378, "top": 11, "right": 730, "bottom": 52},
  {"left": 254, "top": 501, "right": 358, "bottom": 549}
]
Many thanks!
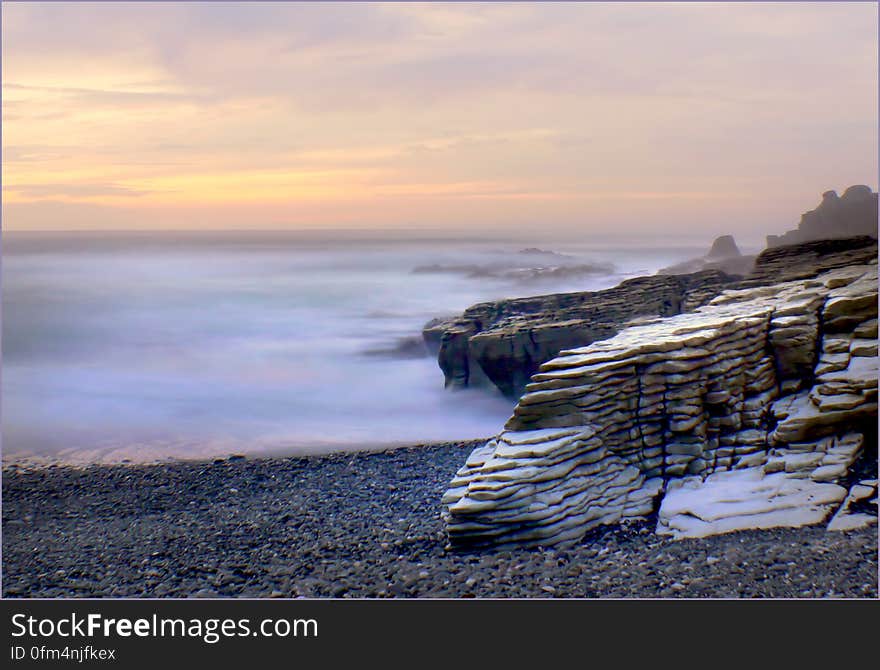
[{"left": 2, "top": 1, "right": 877, "bottom": 244}]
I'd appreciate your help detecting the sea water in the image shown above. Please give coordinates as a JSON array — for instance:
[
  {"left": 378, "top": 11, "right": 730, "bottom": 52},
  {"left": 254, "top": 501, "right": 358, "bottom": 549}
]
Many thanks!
[{"left": 1, "top": 230, "right": 708, "bottom": 464}]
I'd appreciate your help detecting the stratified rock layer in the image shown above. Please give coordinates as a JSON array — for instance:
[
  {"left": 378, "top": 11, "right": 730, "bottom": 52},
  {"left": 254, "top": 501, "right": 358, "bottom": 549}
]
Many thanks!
[
  {"left": 442, "top": 259, "right": 878, "bottom": 549},
  {"left": 827, "top": 478, "right": 878, "bottom": 532},
  {"left": 707, "top": 235, "right": 742, "bottom": 259},
  {"left": 426, "top": 237, "right": 877, "bottom": 401},
  {"left": 744, "top": 236, "right": 877, "bottom": 286},
  {"left": 427, "top": 270, "right": 739, "bottom": 399}
]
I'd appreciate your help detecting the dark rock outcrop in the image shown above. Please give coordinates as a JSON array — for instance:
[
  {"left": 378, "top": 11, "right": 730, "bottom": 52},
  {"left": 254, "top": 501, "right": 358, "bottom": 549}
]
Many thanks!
[
  {"left": 743, "top": 236, "right": 878, "bottom": 286},
  {"left": 767, "top": 186, "right": 878, "bottom": 248},
  {"left": 442, "top": 257, "right": 878, "bottom": 549},
  {"left": 362, "top": 335, "right": 430, "bottom": 359},
  {"left": 425, "top": 270, "right": 741, "bottom": 399},
  {"left": 517, "top": 247, "right": 574, "bottom": 259},
  {"left": 425, "top": 236, "right": 878, "bottom": 402},
  {"left": 411, "top": 256, "right": 615, "bottom": 284},
  {"left": 422, "top": 316, "right": 456, "bottom": 356},
  {"left": 707, "top": 234, "right": 742, "bottom": 259}
]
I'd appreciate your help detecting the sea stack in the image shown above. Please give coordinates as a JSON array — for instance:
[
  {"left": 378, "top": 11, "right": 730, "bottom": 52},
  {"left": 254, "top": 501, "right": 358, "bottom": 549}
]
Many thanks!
[
  {"left": 706, "top": 235, "right": 742, "bottom": 259},
  {"left": 657, "top": 235, "right": 754, "bottom": 276}
]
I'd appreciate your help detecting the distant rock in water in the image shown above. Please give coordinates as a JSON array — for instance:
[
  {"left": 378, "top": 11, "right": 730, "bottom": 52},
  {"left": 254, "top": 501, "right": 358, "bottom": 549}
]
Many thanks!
[
  {"left": 706, "top": 234, "right": 742, "bottom": 259},
  {"left": 362, "top": 335, "right": 430, "bottom": 359},
  {"left": 767, "top": 185, "right": 879, "bottom": 248},
  {"left": 426, "top": 235, "right": 877, "bottom": 402},
  {"left": 411, "top": 247, "right": 614, "bottom": 284},
  {"left": 411, "top": 263, "right": 476, "bottom": 275},
  {"left": 411, "top": 261, "right": 613, "bottom": 282},
  {"left": 517, "top": 247, "right": 574, "bottom": 259},
  {"left": 658, "top": 235, "right": 755, "bottom": 276},
  {"left": 506, "top": 263, "right": 616, "bottom": 283}
]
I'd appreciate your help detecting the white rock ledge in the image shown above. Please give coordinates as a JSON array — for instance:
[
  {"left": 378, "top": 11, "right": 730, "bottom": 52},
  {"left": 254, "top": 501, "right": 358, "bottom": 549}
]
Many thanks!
[{"left": 442, "top": 263, "right": 878, "bottom": 549}]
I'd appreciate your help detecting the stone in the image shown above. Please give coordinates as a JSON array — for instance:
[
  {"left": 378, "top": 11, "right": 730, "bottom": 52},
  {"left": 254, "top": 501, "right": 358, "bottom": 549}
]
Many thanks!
[
  {"left": 657, "top": 468, "right": 847, "bottom": 538},
  {"left": 850, "top": 338, "right": 878, "bottom": 357},
  {"left": 849, "top": 484, "right": 875, "bottom": 501},
  {"left": 658, "top": 235, "right": 755, "bottom": 276},
  {"left": 826, "top": 513, "right": 877, "bottom": 532},
  {"left": 776, "top": 452, "right": 825, "bottom": 473},
  {"left": 815, "top": 353, "right": 850, "bottom": 376},
  {"left": 811, "top": 464, "right": 849, "bottom": 482},
  {"left": 744, "top": 236, "right": 877, "bottom": 287},
  {"left": 735, "top": 452, "right": 768, "bottom": 469},
  {"left": 707, "top": 235, "right": 743, "bottom": 259},
  {"left": 827, "top": 480, "right": 879, "bottom": 532},
  {"left": 854, "top": 319, "right": 878, "bottom": 338},
  {"left": 770, "top": 390, "right": 876, "bottom": 445},
  {"left": 766, "top": 186, "right": 878, "bottom": 248},
  {"left": 441, "top": 244, "right": 878, "bottom": 550},
  {"left": 822, "top": 336, "right": 852, "bottom": 354},
  {"left": 811, "top": 393, "right": 865, "bottom": 412},
  {"left": 428, "top": 270, "right": 739, "bottom": 398}
]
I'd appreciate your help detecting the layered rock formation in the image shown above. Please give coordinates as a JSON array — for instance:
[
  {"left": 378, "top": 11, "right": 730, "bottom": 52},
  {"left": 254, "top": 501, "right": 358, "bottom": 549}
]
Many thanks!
[
  {"left": 767, "top": 185, "right": 878, "bottom": 248},
  {"left": 743, "top": 235, "right": 878, "bottom": 286},
  {"left": 658, "top": 234, "right": 755, "bottom": 276},
  {"left": 827, "top": 477, "right": 878, "bottom": 532},
  {"left": 424, "top": 270, "right": 740, "bottom": 399},
  {"left": 427, "top": 237, "right": 878, "bottom": 401},
  {"left": 442, "top": 247, "right": 877, "bottom": 550}
]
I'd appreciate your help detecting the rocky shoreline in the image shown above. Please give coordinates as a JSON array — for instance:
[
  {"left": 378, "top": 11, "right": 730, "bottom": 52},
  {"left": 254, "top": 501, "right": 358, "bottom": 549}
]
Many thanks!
[
  {"left": 5, "top": 192, "right": 878, "bottom": 598},
  {"left": 3, "top": 443, "right": 876, "bottom": 599},
  {"left": 425, "top": 235, "right": 878, "bottom": 402},
  {"left": 442, "top": 253, "right": 879, "bottom": 549}
]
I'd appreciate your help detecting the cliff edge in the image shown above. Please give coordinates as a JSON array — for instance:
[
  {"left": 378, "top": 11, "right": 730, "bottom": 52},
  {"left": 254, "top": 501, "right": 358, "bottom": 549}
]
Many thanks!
[
  {"left": 442, "top": 239, "right": 878, "bottom": 549},
  {"left": 424, "top": 270, "right": 739, "bottom": 399},
  {"left": 767, "top": 186, "right": 878, "bottom": 248}
]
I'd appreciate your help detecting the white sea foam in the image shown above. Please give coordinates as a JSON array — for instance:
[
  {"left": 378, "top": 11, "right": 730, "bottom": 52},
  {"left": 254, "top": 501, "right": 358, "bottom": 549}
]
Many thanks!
[{"left": 1, "top": 231, "right": 707, "bottom": 464}]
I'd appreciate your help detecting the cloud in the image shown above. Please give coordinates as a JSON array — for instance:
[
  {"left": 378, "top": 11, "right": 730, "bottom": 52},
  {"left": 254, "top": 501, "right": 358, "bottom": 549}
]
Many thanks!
[
  {"left": 2, "top": 2, "right": 876, "bottom": 239},
  {"left": 3, "top": 82, "right": 214, "bottom": 108},
  {"left": 5, "top": 182, "right": 153, "bottom": 200}
]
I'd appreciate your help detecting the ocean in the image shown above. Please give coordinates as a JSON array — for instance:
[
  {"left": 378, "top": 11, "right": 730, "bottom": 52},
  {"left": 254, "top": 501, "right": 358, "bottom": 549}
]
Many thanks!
[{"left": 1, "top": 230, "right": 712, "bottom": 464}]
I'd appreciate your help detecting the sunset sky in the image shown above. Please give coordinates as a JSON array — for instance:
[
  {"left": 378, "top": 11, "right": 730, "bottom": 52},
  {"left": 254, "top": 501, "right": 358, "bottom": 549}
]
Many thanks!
[{"left": 2, "top": 1, "right": 877, "bottom": 243}]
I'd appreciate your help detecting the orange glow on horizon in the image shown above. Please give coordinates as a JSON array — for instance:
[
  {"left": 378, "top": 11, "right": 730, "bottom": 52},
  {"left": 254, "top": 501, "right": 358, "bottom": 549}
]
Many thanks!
[{"left": 2, "top": 2, "right": 876, "bottom": 241}]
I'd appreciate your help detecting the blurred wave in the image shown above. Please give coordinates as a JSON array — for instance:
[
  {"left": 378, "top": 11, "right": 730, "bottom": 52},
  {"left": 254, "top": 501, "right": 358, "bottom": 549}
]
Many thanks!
[{"left": 1, "top": 231, "right": 703, "bottom": 464}]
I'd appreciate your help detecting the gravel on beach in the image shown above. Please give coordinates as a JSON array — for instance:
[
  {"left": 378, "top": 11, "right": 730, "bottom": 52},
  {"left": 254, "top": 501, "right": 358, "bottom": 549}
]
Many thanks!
[{"left": 3, "top": 442, "right": 877, "bottom": 599}]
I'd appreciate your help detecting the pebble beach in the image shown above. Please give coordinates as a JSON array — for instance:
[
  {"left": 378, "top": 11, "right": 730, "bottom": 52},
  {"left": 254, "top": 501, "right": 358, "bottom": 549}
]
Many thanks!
[{"left": 3, "top": 442, "right": 876, "bottom": 599}]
